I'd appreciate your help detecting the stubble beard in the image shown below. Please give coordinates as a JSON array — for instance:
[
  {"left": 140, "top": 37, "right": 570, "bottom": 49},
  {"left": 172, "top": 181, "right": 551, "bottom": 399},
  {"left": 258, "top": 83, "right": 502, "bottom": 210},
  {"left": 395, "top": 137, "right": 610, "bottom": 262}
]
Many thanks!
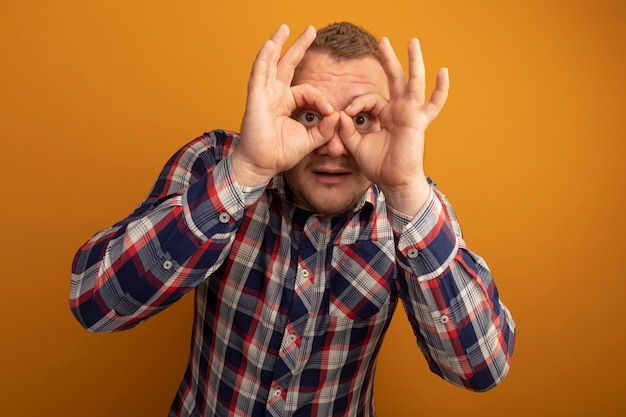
[{"left": 286, "top": 181, "right": 371, "bottom": 215}]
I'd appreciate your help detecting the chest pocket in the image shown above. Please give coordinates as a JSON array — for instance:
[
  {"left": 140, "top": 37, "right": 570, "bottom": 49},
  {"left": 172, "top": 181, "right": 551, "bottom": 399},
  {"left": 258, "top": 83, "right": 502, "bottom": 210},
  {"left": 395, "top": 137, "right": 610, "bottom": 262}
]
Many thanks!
[{"left": 329, "top": 240, "right": 396, "bottom": 321}]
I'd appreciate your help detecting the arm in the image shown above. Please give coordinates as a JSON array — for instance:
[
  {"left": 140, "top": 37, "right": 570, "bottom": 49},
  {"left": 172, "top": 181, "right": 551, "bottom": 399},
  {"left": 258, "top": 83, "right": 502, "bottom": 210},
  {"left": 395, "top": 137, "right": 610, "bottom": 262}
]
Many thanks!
[
  {"left": 70, "top": 24, "right": 334, "bottom": 332},
  {"left": 389, "top": 181, "right": 515, "bottom": 391},
  {"left": 70, "top": 131, "right": 248, "bottom": 332},
  {"left": 338, "top": 37, "right": 514, "bottom": 389}
]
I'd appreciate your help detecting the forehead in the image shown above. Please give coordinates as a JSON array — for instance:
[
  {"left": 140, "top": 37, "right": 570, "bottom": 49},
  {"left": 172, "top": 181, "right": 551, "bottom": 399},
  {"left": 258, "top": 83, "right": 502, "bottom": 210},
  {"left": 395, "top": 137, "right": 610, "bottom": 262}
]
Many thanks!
[{"left": 292, "top": 51, "right": 389, "bottom": 102}]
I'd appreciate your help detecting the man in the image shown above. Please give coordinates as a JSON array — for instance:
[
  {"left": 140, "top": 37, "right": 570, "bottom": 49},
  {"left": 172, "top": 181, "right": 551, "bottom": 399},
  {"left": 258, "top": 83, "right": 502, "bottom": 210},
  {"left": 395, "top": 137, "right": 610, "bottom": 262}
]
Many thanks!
[{"left": 70, "top": 22, "right": 515, "bottom": 417}]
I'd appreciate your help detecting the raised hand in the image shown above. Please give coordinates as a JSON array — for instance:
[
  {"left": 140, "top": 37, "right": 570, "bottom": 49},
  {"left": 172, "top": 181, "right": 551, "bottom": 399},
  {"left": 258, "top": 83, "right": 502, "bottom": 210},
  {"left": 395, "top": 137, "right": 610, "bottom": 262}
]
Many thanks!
[
  {"left": 339, "top": 37, "right": 449, "bottom": 215},
  {"left": 232, "top": 25, "right": 338, "bottom": 187}
]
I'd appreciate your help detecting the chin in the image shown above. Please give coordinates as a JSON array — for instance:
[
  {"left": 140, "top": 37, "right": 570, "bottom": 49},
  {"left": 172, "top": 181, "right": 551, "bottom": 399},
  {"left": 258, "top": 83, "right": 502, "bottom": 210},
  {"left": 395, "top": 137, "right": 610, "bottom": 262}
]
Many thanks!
[
  {"left": 296, "top": 188, "right": 366, "bottom": 215},
  {"left": 310, "top": 203, "right": 353, "bottom": 215}
]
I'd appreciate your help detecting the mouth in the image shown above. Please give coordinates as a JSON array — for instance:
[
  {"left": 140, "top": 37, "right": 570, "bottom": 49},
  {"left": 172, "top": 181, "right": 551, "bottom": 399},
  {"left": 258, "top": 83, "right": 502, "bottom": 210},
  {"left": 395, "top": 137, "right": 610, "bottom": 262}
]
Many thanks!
[{"left": 312, "top": 169, "right": 351, "bottom": 184}]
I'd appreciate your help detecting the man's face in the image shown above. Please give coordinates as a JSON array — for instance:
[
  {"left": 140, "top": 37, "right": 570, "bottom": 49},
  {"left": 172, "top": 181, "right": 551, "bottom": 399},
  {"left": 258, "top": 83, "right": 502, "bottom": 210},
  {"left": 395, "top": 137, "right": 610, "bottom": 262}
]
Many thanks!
[{"left": 284, "top": 50, "right": 389, "bottom": 214}]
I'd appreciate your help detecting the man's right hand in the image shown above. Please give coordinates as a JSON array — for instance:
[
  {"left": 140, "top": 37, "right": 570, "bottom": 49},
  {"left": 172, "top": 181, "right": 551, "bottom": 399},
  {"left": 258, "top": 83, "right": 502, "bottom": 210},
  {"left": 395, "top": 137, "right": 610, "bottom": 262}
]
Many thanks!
[{"left": 232, "top": 24, "right": 338, "bottom": 187}]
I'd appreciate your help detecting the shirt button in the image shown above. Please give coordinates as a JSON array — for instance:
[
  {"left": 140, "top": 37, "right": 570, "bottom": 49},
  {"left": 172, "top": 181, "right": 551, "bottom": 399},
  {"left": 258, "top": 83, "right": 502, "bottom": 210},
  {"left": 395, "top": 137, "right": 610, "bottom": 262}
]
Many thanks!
[
  {"left": 407, "top": 248, "right": 419, "bottom": 258},
  {"left": 440, "top": 314, "right": 450, "bottom": 324},
  {"left": 273, "top": 389, "right": 282, "bottom": 397},
  {"left": 287, "top": 334, "right": 297, "bottom": 344},
  {"left": 302, "top": 269, "right": 309, "bottom": 277},
  {"left": 218, "top": 212, "right": 230, "bottom": 223},
  {"left": 163, "top": 260, "right": 173, "bottom": 270}
]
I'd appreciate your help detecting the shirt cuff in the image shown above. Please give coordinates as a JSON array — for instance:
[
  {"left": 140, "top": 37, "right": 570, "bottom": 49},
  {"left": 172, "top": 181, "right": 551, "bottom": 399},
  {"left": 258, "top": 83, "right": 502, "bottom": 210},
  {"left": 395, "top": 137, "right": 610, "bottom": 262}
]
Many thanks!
[
  {"left": 231, "top": 157, "right": 269, "bottom": 206},
  {"left": 387, "top": 187, "right": 437, "bottom": 238},
  {"left": 181, "top": 157, "right": 248, "bottom": 242},
  {"left": 391, "top": 189, "right": 459, "bottom": 281}
]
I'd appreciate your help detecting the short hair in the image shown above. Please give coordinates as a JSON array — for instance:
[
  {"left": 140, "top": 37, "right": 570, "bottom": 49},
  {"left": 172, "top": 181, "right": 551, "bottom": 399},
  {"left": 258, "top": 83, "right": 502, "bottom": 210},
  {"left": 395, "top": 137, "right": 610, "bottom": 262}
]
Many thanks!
[{"left": 308, "top": 22, "right": 381, "bottom": 63}]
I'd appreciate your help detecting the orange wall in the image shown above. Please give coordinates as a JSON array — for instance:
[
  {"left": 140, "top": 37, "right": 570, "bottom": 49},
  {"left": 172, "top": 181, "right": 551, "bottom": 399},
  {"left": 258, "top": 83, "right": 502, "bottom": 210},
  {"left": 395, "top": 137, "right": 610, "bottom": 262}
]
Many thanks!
[{"left": 2, "top": 1, "right": 625, "bottom": 416}]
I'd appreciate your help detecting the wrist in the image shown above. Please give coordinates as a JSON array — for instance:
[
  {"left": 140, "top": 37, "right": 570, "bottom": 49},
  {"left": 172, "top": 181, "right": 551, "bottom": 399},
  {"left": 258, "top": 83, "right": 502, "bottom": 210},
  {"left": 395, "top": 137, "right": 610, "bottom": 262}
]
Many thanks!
[
  {"left": 230, "top": 151, "right": 274, "bottom": 187},
  {"left": 381, "top": 176, "right": 431, "bottom": 217}
]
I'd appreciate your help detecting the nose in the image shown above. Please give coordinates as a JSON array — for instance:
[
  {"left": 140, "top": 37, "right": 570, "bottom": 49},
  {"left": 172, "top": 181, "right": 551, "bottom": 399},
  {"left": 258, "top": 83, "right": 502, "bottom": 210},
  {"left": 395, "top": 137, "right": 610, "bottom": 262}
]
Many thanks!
[{"left": 315, "top": 131, "right": 348, "bottom": 157}]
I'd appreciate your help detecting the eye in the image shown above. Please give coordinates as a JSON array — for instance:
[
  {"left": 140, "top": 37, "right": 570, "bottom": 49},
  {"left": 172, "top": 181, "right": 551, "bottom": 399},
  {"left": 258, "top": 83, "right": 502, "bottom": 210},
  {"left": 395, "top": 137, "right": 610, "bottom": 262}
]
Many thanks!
[
  {"left": 293, "top": 109, "right": 322, "bottom": 128},
  {"left": 352, "top": 113, "right": 373, "bottom": 130}
]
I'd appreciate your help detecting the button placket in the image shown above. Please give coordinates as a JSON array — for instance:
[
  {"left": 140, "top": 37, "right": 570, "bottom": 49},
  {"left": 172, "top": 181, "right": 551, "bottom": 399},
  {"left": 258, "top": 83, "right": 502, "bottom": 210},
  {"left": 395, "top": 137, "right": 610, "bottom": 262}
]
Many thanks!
[
  {"left": 266, "top": 383, "right": 284, "bottom": 405},
  {"left": 279, "top": 328, "right": 299, "bottom": 352}
]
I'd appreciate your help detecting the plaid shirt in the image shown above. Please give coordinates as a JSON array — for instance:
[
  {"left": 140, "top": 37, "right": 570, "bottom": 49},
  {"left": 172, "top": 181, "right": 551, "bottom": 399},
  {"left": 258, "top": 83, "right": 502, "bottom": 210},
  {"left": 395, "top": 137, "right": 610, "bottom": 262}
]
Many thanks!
[{"left": 70, "top": 129, "right": 515, "bottom": 417}]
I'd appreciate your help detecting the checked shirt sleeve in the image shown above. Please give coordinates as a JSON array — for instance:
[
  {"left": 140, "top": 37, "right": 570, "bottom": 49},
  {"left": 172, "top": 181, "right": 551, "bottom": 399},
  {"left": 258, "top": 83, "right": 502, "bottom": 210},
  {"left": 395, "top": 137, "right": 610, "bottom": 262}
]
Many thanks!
[
  {"left": 388, "top": 181, "right": 516, "bottom": 392},
  {"left": 70, "top": 130, "right": 250, "bottom": 332}
]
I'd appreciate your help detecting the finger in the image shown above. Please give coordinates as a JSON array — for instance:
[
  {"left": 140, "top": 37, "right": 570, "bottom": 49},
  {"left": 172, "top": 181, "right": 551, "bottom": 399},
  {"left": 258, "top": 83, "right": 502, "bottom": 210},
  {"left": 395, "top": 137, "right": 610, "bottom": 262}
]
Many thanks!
[
  {"left": 290, "top": 83, "right": 334, "bottom": 115},
  {"left": 276, "top": 25, "right": 317, "bottom": 84},
  {"left": 344, "top": 92, "right": 389, "bottom": 118},
  {"left": 248, "top": 25, "right": 290, "bottom": 90},
  {"left": 337, "top": 111, "right": 360, "bottom": 154},
  {"left": 269, "top": 23, "right": 291, "bottom": 45},
  {"left": 425, "top": 67, "right": 450, "bottom": 121},
  {"left": 315, "top": 111, "right": 341, "bottom": 142},
  {"left": 266, "top": 24, "right": 291, "bottom": 85},
  {"left": 378, "top": 37, "right": 407, "bottom": 99},
  {"left": 406, "top": 38, "right": 427, "bottom": 103}
]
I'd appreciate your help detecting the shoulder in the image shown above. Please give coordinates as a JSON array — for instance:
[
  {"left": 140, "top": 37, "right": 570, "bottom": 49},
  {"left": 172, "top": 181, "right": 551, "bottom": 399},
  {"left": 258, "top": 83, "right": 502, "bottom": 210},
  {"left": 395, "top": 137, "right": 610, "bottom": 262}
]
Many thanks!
[
  {"left": 165, "top": 129, "right": 241, "bottom": 172},
  {"left": 180, "top": 129, "right": 241, "bottom": 160}
]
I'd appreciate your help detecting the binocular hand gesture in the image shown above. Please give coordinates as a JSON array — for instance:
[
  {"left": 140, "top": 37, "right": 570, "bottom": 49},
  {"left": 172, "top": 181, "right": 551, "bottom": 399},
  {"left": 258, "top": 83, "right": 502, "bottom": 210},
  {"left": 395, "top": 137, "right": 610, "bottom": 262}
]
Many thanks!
[{"left": 233, "top": 25, "right": 449, "bottom": 216}]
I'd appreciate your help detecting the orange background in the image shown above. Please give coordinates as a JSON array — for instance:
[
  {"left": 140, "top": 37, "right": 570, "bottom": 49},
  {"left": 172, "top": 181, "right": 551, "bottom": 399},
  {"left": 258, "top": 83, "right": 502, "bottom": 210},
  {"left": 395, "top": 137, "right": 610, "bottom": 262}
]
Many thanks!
[{"left": 1, "top": 0, "right": 625, "bottom": 416}]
